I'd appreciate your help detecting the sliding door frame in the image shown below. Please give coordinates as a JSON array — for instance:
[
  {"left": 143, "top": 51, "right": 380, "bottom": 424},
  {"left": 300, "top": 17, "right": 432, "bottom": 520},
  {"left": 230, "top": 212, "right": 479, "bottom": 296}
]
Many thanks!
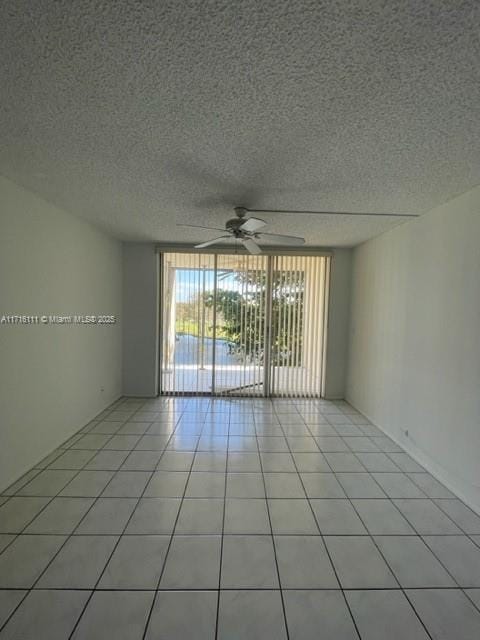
[
  {"left": 210, "top": 254, "right": 218, "bottom": 395},
  {"left": 263, "top": 257, "right": 274, "bottom": 397},
  {"left": 156, "top": 251, "right": 165, "bottom": 396},
  {"left": 158, "top": 245, "right": 332, "bottom": 398}
]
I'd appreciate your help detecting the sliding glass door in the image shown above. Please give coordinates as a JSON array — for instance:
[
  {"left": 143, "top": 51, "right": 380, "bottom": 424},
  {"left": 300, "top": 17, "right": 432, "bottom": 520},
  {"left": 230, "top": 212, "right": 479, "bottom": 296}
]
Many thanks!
[
  {"left": 161, "top": 251, "right": 330, "bottom": 397},
  {"left": 161, "top": 253, "right": 216, "bottom": 394},
  {"left": 269, "top": 255, "right": 330, "bottom": 397}
]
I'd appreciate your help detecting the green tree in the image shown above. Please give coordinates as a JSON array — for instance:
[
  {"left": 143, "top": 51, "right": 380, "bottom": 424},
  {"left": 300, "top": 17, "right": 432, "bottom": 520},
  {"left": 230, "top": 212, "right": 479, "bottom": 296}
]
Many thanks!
[{"left": 204, "top": 269, "right": 304, "bottom": 366}]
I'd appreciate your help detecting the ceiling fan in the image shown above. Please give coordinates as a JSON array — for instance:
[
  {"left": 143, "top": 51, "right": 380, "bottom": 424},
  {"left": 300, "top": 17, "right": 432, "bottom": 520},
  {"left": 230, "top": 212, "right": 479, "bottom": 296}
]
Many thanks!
[
  {"left": 178, "top": 204, "right": 419, "bottom": 255},
  {"left": 177, "top": 207, "right": 305, "bottom": 254}
]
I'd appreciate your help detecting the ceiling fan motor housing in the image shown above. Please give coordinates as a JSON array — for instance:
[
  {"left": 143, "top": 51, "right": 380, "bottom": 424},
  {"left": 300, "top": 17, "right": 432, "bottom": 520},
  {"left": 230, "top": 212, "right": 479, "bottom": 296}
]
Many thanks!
[
  {"left": 226, "top": 207, "right": 249, "bottom": 236},
  {"left": 226, "top": 218, "right": 245, "bottom": 234}
]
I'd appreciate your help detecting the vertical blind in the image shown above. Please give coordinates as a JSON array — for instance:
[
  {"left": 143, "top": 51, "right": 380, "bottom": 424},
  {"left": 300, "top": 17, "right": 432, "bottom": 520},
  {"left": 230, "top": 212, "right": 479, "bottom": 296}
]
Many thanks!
[{"left": 161, "top": 252, "right": 330, "bottom": 398}]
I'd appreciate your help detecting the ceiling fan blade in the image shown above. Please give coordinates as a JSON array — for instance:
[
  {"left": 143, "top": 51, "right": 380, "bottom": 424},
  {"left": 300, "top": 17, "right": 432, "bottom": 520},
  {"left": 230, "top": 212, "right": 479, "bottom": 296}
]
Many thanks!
[
  {"left": 256, "top": 232, "right": 305, "bottom": 245},
  {"left": 177, "top": 223, "right": 226, "bottom": 231},
  {"left": 241, "top": 238, "right": 262, "bottom": 255},
  {"left": 239, "top": 217, "right": 267, "bottom": 232},
  {"left": 245, "top": 207, "right": 418, "bottom": 218},
  {"left": 194, "top": 236, "right": 231, "bottom": 248}
]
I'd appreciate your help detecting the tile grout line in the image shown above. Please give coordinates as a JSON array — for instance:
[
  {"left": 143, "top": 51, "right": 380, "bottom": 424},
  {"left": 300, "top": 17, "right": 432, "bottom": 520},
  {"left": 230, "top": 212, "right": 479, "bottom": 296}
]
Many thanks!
[
  {"left": 65, "top": 400, "right": 187, "bottom": 640},
  {"left": 214, "top": 401, "right": 231, "bottom": 640},
  {"left": 256, "top": 400, "right": 291, "bottom": 640},
  {"left": 275, "top": 404, "right": 363, "bottom": 640},
  {"left": 463, "top": 588, "right": 480, "bottom": 614},
  {"left": 140, "top": 397, "right": 211, "bottom": 640},
  {"left": 0, "top": 585, "right": 469, "bottom": 592},
  {"left": 345, "top": 485, "right": 436, "bottom": 640}
]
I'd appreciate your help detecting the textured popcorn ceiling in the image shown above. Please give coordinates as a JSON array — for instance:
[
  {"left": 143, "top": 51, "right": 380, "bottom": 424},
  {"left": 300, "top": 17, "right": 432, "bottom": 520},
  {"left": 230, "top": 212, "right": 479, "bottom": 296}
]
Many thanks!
[{"left": 1, "top": 1, "right": 479, "bottom": 246}]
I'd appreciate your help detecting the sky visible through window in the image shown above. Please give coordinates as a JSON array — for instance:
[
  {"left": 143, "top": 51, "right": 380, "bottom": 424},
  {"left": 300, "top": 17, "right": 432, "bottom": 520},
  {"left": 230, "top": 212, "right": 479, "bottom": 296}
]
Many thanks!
[{"left": 174, "top": 268, "right": 242, "bottom": 302}]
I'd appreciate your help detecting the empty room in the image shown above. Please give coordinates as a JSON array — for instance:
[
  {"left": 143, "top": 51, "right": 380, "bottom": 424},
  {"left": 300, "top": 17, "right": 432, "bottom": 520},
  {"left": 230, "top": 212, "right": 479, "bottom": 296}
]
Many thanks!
[{"left": 1, "top": 1, "right": 479, "bottom": 639}]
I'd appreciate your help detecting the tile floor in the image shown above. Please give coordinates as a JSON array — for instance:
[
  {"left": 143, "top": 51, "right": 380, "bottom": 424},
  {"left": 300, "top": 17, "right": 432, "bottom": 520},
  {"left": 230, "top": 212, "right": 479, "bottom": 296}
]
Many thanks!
[{"left": 1, "top": 396, "right": 480, "bottom": 639}]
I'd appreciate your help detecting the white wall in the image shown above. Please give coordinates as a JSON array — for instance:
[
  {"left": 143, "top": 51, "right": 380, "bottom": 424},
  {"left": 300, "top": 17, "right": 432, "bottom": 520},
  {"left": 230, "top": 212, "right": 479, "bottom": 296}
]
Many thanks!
[
  {"left": 0, "top": 176, "right": 122, "bottom": 491},
  {"left": 122, "top": 244, "right": 159, "bottom": 397},
  {"left": 324, "top": 249, "right": 352, "bottom": 399},
  {"left": 347, "top": 186, "right": 480, "bottom": 512}
]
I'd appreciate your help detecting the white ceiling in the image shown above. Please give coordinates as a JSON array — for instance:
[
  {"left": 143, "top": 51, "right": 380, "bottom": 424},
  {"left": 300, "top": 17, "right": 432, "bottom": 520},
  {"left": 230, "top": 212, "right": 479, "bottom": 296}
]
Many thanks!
[{"left": 1, "top": 1, "right": 479, "bottom": 247}]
